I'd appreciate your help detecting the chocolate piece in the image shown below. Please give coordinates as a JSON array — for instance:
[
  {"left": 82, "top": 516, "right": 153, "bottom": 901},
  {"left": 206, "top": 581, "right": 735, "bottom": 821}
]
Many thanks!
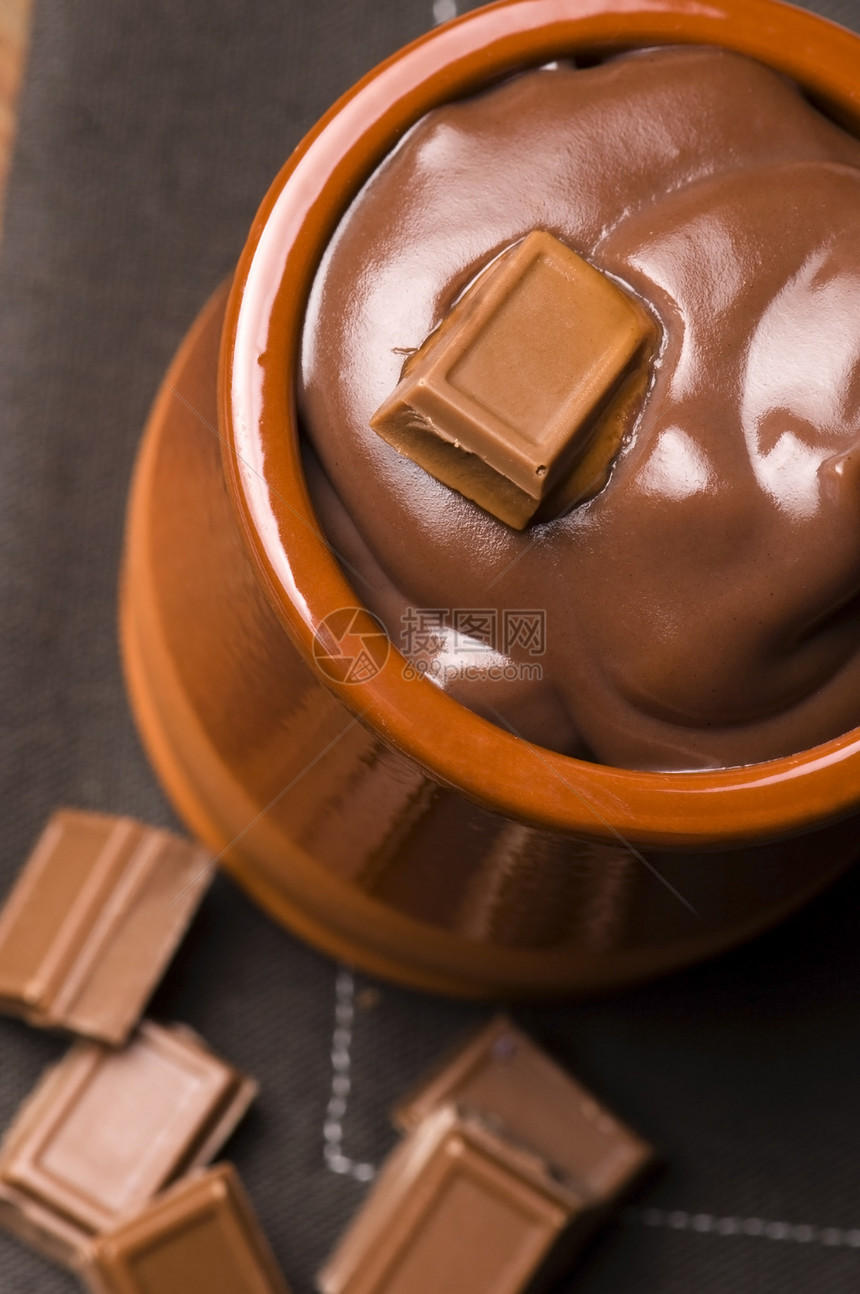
[
  {"left": 318, "top": 1105, "right": 588, "bottom": 1294},
  {"left": 369, "top": 230, "right": 652, "bottom": 529},
  {"left": 0, "top": 809, "right": 213, "bottom": 1045},
  {"left": 394, "top": 1015, "right": 652, "bottom": 1205},
  {"left": 0, "top": 1176, "right": 90, "bottom": 1269},
  {"left": 0, "top": 1021, "right": 256, "bottom": 1257},
  {"left": 80, "top": 1164, "right": 291, "bottom": 1294}
]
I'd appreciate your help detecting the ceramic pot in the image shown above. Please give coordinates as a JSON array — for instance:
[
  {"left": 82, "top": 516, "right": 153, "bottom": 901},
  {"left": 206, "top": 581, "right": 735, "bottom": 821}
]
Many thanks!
[{"left": 120, "top": 0, "right": 860, "bottom": 996}]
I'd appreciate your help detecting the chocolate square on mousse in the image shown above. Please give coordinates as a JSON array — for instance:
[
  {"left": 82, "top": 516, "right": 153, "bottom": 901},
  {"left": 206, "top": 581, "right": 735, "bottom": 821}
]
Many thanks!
[
  {"left": 80, "top": 1164, "right": 292, "bottom": 1294},
  {"left": 0, "top": 809, "right": 213, "bottom": 1045},
  {"left": 370, "top": 230, "right": 652, "bottom": 529},
  {"left": 318, "top": 1104, "right": 589, "bottom": 1294},
  {"left": 393, "top": 1015, "right": 653, "bottom": 1207},
  {"left": 0, "top": 1021, "right": 257, "bottom": 1264}
]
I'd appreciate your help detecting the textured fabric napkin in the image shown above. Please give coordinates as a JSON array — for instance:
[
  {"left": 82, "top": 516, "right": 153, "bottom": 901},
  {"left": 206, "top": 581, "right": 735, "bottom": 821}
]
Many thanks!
[{"left": 1, "top": 1, "right": 859, "bottom": 1290}]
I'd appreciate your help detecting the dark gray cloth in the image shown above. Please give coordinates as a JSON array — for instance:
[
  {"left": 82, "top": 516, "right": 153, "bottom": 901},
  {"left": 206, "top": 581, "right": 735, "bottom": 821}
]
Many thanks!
[{"left": 1, "top": 2, "right": 860, "bottom": 1291}]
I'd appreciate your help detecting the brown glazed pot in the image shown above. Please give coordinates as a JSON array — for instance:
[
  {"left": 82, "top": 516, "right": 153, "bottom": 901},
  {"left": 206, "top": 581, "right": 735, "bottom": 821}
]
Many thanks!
[{"left": 120, "top": 0, "right": 860, "bottom": 996}]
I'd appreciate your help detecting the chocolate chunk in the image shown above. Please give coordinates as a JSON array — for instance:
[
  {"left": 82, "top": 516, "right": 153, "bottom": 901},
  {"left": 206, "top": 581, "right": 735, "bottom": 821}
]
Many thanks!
[
  {"left": 0, "top": 1021, "right": 256, "bottom": 1262},
  {"left": 370, "top": 231, "right": 653, "bottom": 528},
  {"left": 0, "top": 1177, "right": 90, "bottom": 1269},
  {"left": 393, "top": 1015, "right": 652, "bottom": 1205},
  {"left": 0, "top": 809, "right": 213, "bottom": 1045},
  {"left": 80, "top": 1164, "right": 291, "bottom": 1294},
  {"left": 318, "top": 1104, "right": 588, "bottom": 1294}
]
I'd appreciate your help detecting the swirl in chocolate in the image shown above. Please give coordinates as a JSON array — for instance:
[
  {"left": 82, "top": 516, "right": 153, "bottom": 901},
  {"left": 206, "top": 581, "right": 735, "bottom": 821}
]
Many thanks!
[{"left": 299, "top": 47, "right": 860, "bottom": 771}]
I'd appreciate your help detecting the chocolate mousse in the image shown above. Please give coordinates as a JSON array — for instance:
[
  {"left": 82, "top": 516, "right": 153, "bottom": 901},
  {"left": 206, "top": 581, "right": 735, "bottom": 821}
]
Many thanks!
[{"left": 299, "top": 46, "right": 860, "bottom": 772}]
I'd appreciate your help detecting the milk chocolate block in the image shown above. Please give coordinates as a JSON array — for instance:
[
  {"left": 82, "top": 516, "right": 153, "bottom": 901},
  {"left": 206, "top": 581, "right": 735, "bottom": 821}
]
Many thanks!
[
  {"left": 0, "top": 809, "right": 213, "bottom": 1045},
  {"left": 0, "top": 1021, "right": 256, "bottom": 1261},
  {"left": 0, "top": 1176, "right": 90, "bottom": 1269},
  {"left": 80, "top": 1164, "right": 292, "bottom": 1294},
  {"left": 370, "top": 230, "right": 652, "bottom": 528},
  {"left": 318, "top": 1105, "right": 588, "bottom": 1294},
  {"left": 394, "top": 1015, "right": 652, "bottom": 1205}
]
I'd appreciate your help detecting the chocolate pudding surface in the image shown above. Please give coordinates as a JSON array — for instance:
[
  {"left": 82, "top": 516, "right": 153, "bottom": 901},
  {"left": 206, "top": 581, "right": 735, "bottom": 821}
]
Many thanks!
[{"left": 299, "top": 46, "right": 860, "bottom": 772}]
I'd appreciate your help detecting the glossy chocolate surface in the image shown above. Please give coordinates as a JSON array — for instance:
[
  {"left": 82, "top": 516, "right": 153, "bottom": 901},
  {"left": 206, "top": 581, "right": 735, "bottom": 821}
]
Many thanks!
[{"left": 300, "top": 46, "right": 860, "bottom": 771}]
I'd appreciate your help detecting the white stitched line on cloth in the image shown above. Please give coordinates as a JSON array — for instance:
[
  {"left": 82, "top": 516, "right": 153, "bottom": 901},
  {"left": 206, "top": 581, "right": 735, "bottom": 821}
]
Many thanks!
[
  {"left": 630, "top": 1208, "right": 860, "bottom": 1248},
  {"left": 323, "top": 967, "right": 377, "bottom": 1182},
  {"left": 320, "top": 978, "right": 859, "bottom": 1235}
]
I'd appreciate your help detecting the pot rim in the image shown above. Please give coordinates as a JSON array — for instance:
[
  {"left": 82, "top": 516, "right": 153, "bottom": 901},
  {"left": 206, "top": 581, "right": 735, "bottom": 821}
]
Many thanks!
[{"left": 220, "top": 0, "right": 860, "bottom": 850}]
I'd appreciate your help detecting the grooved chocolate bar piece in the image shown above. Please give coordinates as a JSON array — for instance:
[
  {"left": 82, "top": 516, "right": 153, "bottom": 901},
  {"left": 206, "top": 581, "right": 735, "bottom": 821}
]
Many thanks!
[
  {"left": 0, "top": 809, "right": 213, "bottom": 1045},
  {"left": 318, "top": 1104, "right": 589, "bottom": 1294},
  {"left": 80, "top": 1164, "right": 292, "bottom": 1294},
  {"left": 370, "top": 230, "right": 653, "bottom": 528},
  {"left": 0, "top": 1021, "right": 257, "bottom": 1262},
  {"left": 393, "top": 1015, "right": 653, "bottom": 1206},
  {"left": 0, "top": 1177, "right": 90, "bottom": 1269}
]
